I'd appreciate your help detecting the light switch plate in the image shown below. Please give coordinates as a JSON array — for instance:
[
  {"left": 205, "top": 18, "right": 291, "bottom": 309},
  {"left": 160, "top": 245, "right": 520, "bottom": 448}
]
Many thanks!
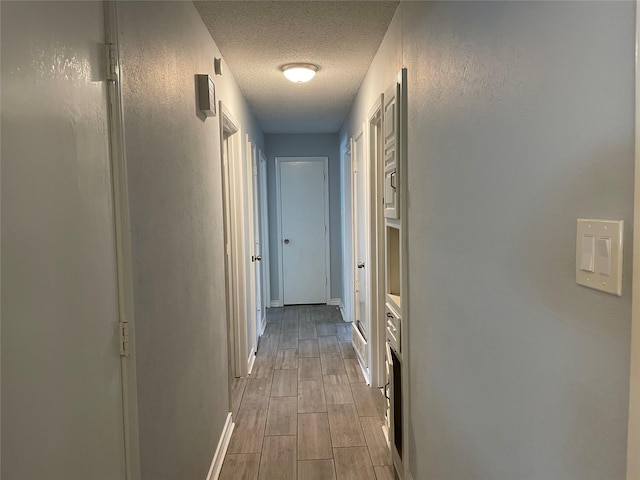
[{"left": 576, "top": 219, "right": 623, "bottom": 296}]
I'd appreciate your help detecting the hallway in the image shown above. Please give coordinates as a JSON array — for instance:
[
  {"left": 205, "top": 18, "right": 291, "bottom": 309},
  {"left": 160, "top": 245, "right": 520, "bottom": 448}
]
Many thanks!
[{"left": 220, "top": 305, "right": 392, "bottom": 480}]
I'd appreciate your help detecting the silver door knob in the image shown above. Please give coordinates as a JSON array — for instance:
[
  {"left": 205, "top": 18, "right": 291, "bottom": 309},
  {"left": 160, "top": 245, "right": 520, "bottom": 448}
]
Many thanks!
[
  {"left": 357, "top": 262, "right": 365, "bottom": 269},
  {"left": 284, "top": 239, "right": 290, "bottom": 244}
]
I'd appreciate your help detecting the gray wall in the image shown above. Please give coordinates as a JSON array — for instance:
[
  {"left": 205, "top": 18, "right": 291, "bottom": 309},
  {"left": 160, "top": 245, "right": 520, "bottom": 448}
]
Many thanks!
[
  {"left": 118, "top": 2, "right": 263, "bottom": 478},
  {"left": 1, "top": 2, "right": 126, "bottom": 478},
  {"left": 265, "top": 134, "right": 343, "bottom": 304},
  {"left": 342, "top": 1, "right": 634, "bottom": 478}
]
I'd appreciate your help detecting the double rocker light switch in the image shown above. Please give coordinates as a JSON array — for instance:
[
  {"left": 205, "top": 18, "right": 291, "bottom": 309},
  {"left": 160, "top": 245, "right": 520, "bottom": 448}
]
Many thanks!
[{"left": 576, "top": 219, "right": 623, "bottom": 296}]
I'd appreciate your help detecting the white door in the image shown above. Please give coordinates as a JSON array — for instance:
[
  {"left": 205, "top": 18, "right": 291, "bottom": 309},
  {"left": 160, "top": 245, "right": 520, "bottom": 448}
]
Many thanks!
[
  {"left": 251, "top": 145, "right": 264, "bottom": 343},
  {"left": 278, "top": 157, "right": 329, "bottom": 305},
  {"left": 352, "top": 128, "right": 370, "bottom": 343},
  {"left": 245, "top": 136, "right": 257, "bottom": 359},
  {"left": 259, "top": 150, "right": 271, "bottom": 311}
]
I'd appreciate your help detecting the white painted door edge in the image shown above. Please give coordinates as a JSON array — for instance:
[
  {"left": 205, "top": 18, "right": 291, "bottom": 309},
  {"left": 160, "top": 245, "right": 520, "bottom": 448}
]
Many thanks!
[
  {"left": 628, "top": 2, "right": 640, "bottom": 478},
  {"left": 104, "top": 3, "right": 140, "bottom": 478},
  {"left": 258, "top": 150, "right": 271, "bottom": 313},
  {"left": 205, "top": 413, "right": 235, "bottom": 480},
  {"left": 247, "top": 348, "right": 256, "bottom": 375}
]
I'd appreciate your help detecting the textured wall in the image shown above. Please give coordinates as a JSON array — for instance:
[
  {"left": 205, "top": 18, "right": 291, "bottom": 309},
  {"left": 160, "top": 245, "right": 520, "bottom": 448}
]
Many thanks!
[
  {"left": 117, "top": 2, "right": 263, "bottom": 478},
  {"left": 265, "top": 133, "right": 343, "bottom": 304},
  {"left": 1, "top": 2, "right": 126, "bottom": 478},
  {"left": 342, "top": 2, "right": 634, "bottom": 478}
]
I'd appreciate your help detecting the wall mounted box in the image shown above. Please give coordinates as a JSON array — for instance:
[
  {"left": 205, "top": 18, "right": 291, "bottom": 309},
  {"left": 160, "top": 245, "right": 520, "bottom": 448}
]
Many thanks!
[
  {"left": 576, "top": 219, "right": 623, "bottom": 296},
  {"left": 196, "top": 74, "right": 216, "bottom": 117}
]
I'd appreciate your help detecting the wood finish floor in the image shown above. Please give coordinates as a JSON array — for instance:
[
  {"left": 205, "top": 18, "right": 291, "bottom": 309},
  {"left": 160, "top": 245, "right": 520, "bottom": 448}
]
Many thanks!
[{"left": 220, "top": 304, "right": 393, "bottom": 480}]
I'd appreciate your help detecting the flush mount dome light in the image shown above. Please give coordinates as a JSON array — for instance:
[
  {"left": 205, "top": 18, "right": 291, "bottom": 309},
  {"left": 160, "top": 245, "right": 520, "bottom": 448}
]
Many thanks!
[{"left": 281, "top": 63, "right": 318, "bottom": 83}]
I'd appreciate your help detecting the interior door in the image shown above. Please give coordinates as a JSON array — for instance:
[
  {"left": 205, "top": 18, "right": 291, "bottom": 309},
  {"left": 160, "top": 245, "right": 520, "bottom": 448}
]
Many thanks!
[
  {"left": 245, "top": 137, "right": 257, "bottom": 358},
  {"left": 251, "top": 145, "right": 263, "bottom": 343},
  {"left": 279, "top": 158, "right": 328, "bottom": 305},
  {"left": 352, "top": 129, "right": 370, "bottom": 343}
]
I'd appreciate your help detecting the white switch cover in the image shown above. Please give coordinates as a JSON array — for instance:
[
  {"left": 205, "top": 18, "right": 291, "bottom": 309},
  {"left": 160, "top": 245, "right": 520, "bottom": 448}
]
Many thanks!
[{"left": 576, "top": 219, "right": 623, "bottom": 296}]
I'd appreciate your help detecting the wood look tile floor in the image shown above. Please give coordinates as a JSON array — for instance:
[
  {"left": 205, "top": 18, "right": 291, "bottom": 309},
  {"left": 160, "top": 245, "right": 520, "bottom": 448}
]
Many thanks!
[{"left": 220, "top": 305, "right": 393, "bottom": 480}]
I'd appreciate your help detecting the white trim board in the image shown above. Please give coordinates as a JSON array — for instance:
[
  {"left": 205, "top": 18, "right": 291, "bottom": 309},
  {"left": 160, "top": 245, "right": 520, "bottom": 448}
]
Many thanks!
[
  {"left": 104, "top": 3, "right": 141, "bottom": 478},
  {"left": 328, "top": 298, "right": 345, "bottom": 321},
  {"left": 628, "top": 2, "right": 640, "bottom": 478},
  {"left": 206, "top": 413, "right": 234, "bottom": 480}
]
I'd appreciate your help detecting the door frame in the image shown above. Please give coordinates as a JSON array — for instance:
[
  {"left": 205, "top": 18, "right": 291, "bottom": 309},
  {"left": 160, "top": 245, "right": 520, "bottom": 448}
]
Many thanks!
[
  {"left": 275, "top": 156, "right": 331, "bottom": 305},
  {"left": 628, "top": 2, "right": 640, "bottom": 477},
  {"left": 219, "top": 102, "right": 250, "bottom": 379},
  {"left": 105, "top": 3, "right": 140, "bottom": 478}
]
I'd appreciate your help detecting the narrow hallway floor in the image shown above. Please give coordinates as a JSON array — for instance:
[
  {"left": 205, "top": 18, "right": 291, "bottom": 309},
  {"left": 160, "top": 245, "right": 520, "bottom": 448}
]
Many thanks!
[{"left": 219, "top": 304, "right": 393, "bottom": 480}]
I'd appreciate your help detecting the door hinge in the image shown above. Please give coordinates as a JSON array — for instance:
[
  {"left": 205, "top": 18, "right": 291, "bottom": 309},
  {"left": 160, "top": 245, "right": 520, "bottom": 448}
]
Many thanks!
[
  {"left": 119, "top": 321, "right": 130, "bottom": 357},
  {"left": 105, "top": 43, "right": 118, "bottom": 82}
]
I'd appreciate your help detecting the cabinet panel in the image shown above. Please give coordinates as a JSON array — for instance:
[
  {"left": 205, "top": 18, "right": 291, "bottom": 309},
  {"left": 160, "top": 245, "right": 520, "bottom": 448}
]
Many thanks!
[{"left": 383, "top": 81, "right": 399, "bottom": 219}]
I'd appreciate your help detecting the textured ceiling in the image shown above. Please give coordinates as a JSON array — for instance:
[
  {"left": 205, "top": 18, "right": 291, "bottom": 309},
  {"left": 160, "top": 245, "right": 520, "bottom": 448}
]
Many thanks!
[{"left": 194, "top": 1, "right": 399, "bottom": 133}]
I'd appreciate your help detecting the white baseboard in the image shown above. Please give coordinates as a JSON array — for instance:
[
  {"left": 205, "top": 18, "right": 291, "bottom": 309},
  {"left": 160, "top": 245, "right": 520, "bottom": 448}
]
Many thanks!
[
  {"left": 270, "top": 300, "right": 283, "bottom": 307},
  {"left": 328, "top": 298, "right": 346, "bottom": 321},
  {"left": 247, "top": 348, "right": 256, "bottom": 375},
  {"left": 206, "top": 412, "right": 234, "bottom": 480}
]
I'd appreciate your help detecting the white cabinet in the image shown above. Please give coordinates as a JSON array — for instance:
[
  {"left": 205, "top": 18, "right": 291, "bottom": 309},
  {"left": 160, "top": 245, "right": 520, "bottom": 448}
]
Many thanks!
[{"left": 383, "top": 81, "right": 400, "bottom": 220}]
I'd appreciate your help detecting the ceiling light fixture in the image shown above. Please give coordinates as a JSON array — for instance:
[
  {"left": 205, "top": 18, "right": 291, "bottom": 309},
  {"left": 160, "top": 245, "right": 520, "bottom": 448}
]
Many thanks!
[{"left": 281, "top": 63, "right": 318, "bottom": 84}]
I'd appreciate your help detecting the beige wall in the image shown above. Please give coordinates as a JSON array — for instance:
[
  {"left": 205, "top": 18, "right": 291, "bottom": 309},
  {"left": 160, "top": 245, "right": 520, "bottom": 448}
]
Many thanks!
[{"left": 342, "top": 2, "right": 634, "bottom": 478}]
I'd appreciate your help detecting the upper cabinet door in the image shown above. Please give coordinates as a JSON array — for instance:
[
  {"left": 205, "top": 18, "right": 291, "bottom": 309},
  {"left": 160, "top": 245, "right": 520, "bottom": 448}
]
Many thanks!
[{"left": 383, "top": 79, "right": 400, "bottom": 219}]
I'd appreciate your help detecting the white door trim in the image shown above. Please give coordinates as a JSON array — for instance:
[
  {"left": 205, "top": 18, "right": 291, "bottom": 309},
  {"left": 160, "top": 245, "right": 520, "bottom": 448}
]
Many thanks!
[
  {"left": 275, "top": 156, "right": 331, "bottom": 305},
  {"left": 104, "top": 3, "right": 140, "bottom": 478},
  {"left": 219, "top": 102, "right": 249, "bottom": 379},
  {"left": 628, "top": 2, "right": 640, "bottom": 478}
]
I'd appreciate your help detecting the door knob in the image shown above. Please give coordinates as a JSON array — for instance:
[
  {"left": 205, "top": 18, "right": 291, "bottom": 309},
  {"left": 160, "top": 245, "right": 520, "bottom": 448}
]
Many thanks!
[
  {"left": 284, "top": 239, "right": 290, "bottom": 245},
  {"left": 357, "top": 262, "right": 365, "bottom": 269},
  {"left": 255, "top": 255, "right": 262, "bottom": 261}
]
